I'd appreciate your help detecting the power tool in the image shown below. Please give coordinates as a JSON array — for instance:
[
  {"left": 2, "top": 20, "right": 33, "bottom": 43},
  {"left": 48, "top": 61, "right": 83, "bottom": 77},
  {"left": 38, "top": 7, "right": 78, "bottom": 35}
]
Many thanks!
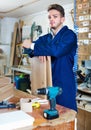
[{"left": 36, "top": 86, "right": 62, "bottom": 120}]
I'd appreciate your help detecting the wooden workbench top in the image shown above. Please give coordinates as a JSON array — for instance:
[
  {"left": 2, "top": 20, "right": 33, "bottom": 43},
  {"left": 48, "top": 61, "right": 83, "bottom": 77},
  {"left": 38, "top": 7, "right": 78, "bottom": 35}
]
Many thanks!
[
  {"left": 0, "top": 100, "right": 76, "bottom": 130},
  {"left": 0, "top": 84, "right": 76, "bottom": 130}
]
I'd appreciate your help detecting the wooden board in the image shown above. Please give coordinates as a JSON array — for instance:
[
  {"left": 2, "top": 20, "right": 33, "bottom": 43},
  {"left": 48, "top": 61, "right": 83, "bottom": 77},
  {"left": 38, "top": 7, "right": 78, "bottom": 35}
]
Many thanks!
[
  {"left": 31, "top": 56, "right": 52, "bottom": 97},
  {"left": 10, "top": 22, "right": 18, "bottom": 67},
  {"left": 46, "top": 56, "right": 52, "bottom": 86},
  {"left": 77, "top": 107, "right": 91, "bottom": 130},
  {"left": 0, "top": 77, "right": 11, "bottom": 86}
]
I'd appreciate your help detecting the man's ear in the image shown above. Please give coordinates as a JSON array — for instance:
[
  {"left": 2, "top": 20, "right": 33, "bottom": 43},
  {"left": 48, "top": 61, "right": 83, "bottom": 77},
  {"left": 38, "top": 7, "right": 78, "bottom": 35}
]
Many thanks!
[{"left": 61, "top": 17, "right": 65, "bottom": 23}]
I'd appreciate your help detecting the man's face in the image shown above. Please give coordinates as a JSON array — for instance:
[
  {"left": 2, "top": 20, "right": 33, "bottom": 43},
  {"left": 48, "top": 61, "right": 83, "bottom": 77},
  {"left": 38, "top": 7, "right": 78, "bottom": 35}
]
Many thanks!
[{"left": 48, "top": 9, "right": 65, "bottom": 30}]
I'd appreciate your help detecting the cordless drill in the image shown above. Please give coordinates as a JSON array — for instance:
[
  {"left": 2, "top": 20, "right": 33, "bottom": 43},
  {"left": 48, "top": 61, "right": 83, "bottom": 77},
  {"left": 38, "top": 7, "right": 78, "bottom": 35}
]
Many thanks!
[{"left": 36, "top": 86, "right": 62, "bottom": 120}]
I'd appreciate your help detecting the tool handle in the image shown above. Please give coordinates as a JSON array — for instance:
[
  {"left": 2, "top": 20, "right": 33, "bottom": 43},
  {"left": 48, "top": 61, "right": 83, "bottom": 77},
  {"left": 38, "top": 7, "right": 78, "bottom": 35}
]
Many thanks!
[
  {"left": 49, "top": 98, "right": 56, "bottom": 110},
  {"left": 0, "top": 105, "right": 9, "bottom": 109},
  {"left": 0, "top": 104, "right": 16, "bottom": 109}
]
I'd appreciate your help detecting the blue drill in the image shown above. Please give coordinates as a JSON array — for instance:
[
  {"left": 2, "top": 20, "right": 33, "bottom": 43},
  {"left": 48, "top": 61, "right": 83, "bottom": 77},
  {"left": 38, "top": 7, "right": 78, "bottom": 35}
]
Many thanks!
[{"left": 36, "top": 86, "right": 62, "bottom": 120}]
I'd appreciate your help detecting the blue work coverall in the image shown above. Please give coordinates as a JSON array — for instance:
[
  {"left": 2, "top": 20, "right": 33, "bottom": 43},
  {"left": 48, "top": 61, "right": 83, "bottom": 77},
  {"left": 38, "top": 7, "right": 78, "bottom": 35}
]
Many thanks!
[{"left": 26, "top": 26, "right": 78, "bottom": 111}]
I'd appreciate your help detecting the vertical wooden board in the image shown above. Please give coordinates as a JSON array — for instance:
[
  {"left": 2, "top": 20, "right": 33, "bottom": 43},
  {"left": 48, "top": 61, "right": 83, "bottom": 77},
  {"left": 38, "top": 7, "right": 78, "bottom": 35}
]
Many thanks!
[
  {"left": 85, "top": 110, "right": 91, "bottom": 130},
  {"left": 77, "top": 108, "right": 85, "bottom": 130},
  {"left": 31, "top": 57, "right": 47, "bottom": 96},
  {"left": 46, "top": 56, "right": 52, "bottom": 86},
  {"left": 10, "top": 22, "right": 18, "bottom": 67}
]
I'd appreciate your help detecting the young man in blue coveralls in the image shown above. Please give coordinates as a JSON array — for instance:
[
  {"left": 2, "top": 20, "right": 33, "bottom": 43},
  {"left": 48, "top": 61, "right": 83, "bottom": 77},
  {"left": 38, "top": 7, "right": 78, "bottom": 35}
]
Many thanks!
[{"left": 22, "top": 4, "right": 78, "bottom": 111}]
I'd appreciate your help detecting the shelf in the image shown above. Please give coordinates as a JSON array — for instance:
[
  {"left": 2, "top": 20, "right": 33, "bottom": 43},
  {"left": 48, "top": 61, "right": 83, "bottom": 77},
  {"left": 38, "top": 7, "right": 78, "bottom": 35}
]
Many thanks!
[
  {"left": 78, "top": 83, "right": 91, "bottom": 94},
  {"left": 11, "top": 66, "right": 31, "bottom": 75},
  {"left": 11, "top": 66, "right": 31, "bottom": 82}
]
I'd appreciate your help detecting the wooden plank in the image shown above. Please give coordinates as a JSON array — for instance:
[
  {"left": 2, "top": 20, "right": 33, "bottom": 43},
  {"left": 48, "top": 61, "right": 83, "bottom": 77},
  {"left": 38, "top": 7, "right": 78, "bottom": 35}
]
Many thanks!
[
  {"left": 46, "top": 56, "right": 52, "bottom": 86},
  {"left": 77, "top": 107, "right": 91, "bottom": 130},
  {"left": 0, "top": 77, "right": 11, "bottom": 87},
  {"left": 0, "top": 84, "right": 14, "bottom": 101},
  {"left": 31, "top": 56, "right": 52, "bottom": 97},
  {"left": 10, "top": 22, "right": 18, "bottom": 67},
  {"left": 31, "top": 57, "right": 47, "bottom": 96}
]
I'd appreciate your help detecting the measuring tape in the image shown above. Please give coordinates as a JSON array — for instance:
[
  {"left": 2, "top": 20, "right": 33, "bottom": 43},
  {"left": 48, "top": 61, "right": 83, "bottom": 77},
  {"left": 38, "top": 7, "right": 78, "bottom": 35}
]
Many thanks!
[{"left": 32, "top": 102, "right": 40, "bottom": 108}]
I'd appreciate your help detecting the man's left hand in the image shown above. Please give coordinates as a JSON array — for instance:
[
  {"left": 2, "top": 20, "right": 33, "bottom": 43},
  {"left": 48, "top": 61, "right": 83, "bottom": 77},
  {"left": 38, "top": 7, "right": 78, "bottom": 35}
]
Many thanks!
[{"left": 22, "top": 39, "right": 32, "bottom": 48}]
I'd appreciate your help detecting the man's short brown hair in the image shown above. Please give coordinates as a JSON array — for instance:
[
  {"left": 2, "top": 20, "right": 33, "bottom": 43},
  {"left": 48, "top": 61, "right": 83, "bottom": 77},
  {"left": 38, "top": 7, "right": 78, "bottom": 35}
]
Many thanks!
[{"left": 48, "top": 4, "right": 65, "bottom": 17}]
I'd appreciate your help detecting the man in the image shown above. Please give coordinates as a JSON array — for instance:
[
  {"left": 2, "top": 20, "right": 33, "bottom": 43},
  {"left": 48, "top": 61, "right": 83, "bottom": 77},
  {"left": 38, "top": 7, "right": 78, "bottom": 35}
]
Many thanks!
[{"left": 22, "top": 4, "right": 78, "bottom": 111}]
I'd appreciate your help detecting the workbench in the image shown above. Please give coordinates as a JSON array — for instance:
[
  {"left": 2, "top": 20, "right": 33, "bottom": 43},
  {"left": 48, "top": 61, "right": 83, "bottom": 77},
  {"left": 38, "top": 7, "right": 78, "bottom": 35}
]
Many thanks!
[{"left": 0, "top": 84, "right": 76, "bottom": 130}]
